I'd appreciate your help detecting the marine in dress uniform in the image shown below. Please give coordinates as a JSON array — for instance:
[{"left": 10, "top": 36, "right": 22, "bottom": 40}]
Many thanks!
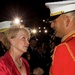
[
  {"left": 0, "top": 21, "right": 12, "bottom": 57},
  {"left": 45, "top": 0, "right": 75, "bottom": 75}
]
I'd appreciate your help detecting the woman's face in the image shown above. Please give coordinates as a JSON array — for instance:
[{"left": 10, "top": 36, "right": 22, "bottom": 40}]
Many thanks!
[
  {"left": 10, "top": 30, "right": 29, "bottom": 53},
  {"left": 51, "top": 14, "right": 66, "bottom": 38}
]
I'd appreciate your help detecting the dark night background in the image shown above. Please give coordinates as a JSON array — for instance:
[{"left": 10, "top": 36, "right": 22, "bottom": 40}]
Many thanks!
[
  {"left": 0, "top": 0, "right": 62, "bottom": 43},
  {"left": 0, "top": 0, "right": 62, "bottom": 22}
]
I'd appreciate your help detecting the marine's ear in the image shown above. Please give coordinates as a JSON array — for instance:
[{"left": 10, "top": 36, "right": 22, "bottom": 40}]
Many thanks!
[{"left": 65, "top": 15, "right": 70, "bottom": 27}]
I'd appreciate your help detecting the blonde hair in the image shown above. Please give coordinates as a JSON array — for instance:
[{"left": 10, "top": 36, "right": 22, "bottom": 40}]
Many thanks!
[{"left": 2, "top": 26, "right": 30, "bottom": 50}]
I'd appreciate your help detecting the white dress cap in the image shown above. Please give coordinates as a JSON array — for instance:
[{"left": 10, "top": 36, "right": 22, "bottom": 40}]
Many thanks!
[
  {"left": 0, "top": 21, "right": 12, "bottom": 30},
  {"left": 0, "top": 20, "right": 22, "bottom": 32},
  {"left": 45, "top": 0, "right": 75, "bottom": 16}
]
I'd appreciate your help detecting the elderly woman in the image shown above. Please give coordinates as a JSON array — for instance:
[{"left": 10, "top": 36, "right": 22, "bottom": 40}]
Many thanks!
[{"left": 0, "top": 26, "right": 30, "bottom": 75}]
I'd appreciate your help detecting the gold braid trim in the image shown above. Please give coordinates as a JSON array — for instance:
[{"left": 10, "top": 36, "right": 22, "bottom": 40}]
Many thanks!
[
  {"left": 50, "top": 11, "right": 64, "bottom": 16},
  {"left": 0, "top": 28, "right": 8, "bottom": 32},
  {"left": 61, "top": 30, "right": 75, "bottom": 42},
  {"left": 50, "top": 43, "right": 75, "bottom": 75},
  {"left": 50, "top": 46, "right": 59, "bottom": 75},
  {"left": 52, "top": 43, "right": 75, "bottom": 65},
  {"left": 65, "top": 43, "right": 75, "bottom": 62},
  {"left": 52, "top": 46, "right": 57, "bottom": 65}
]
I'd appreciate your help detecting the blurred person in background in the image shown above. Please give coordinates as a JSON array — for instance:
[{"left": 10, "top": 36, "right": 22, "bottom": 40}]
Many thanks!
[
  {"left": 22, "top": 36, "right": 44, "bottom": 75},
  {"left": 0, "top": 21, "right": 30, "bottom": 75},
  {"left": 0, "top": 21, "right": 11, "bottom": 56},
  {"left": 41, "top": 42, "right": 51, "bottom": 75},
  {"left": 45, "top": 0, "right": 75, "bottom": 75},
  {"left": 0, "top": 32, "right": 7, "bottom": 56}
]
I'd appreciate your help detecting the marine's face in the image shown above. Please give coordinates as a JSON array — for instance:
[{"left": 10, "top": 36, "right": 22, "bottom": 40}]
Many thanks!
[{"left": 51, "top": 14, "right": 66, "bottom": 38}]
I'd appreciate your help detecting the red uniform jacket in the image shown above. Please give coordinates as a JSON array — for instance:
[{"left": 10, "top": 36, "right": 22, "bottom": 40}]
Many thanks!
[
  {"left": 0, "top": 51, "right": 30, "bottom": 75},
  {"left": 50, "top": 31, "right": 75, "bottom": 75}
]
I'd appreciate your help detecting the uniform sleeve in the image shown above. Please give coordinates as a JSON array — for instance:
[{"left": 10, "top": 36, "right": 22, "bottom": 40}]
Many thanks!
[{"left": 50, "top": 44, "right": 68, "bottom": 75}]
